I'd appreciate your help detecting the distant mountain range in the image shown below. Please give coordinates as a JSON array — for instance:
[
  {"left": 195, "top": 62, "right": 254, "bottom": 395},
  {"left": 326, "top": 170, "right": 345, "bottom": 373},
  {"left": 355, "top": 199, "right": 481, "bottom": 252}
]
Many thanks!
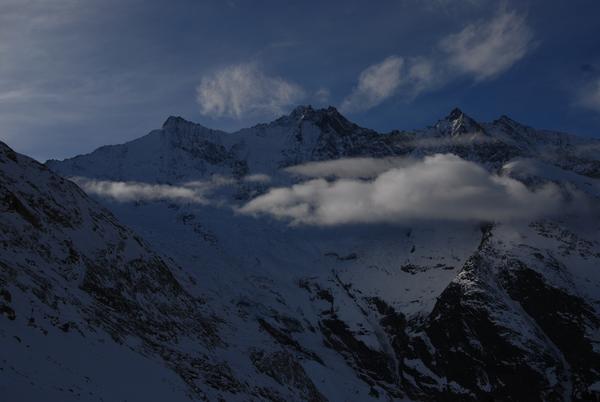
[
  {"left": 48, "top": 106, "right": 600, "bottom": 181},
  {"left": 2, "top": 107, "right": 600, "bottom": 401}
]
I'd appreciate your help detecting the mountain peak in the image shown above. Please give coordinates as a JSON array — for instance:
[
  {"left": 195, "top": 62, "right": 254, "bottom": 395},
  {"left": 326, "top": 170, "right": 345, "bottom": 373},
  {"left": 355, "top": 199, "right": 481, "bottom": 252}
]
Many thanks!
[
  {"left": 162, "top": 115, "right": 193, "bottom": 129},
  {"left": 494, "top": 114, "right": 522, "bottom": 127},
  {"left": 289, "top": 105, "right": 343, "bottom": 119},
  {"left": 447, "top": 107, "right": 466, "bottom": 121},
  {"left": 0, "top": 140, "right": 18, "bottom": 163},
  {"left": 284, "top": 105, "right": 357, "bottom": 133},
  {"left": 435, "top": 107, "right": 485, "bottom": 137},
  {"left": 161, "top": 116, "right": 217, "bottom": 137},
  {"left": 290, "top": 104, "right": 315, "bottom": 118}
]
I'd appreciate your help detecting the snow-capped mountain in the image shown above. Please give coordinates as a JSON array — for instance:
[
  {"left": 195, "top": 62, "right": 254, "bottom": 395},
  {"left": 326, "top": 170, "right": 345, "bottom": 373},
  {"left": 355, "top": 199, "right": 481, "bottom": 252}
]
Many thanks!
[
  {"left": 0, "top": 140, "right": 228, "bottom": 401},
  {"left": 3, "top": 107, "right": 600, "bottom": 401},
  {"left": 48, "top": 106, "right": 600, "bottom": 182}
]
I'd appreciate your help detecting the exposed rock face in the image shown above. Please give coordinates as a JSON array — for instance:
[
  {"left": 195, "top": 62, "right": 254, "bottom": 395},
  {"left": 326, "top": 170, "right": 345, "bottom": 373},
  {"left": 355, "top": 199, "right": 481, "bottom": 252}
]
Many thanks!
[
  {"left": 0, "top": 141, "right": 240, "bottom": 400},
  {"left": 4, "top": 107, "right": 600, "bottom": 400},
  {"left": 413, "top": 224, "right": 600, "bottom": 401},
  {"left": 48, "top": 106, "right": 600, "bottom": 183},
  {"left": 250, "top": 349, "right": 327, "bottom": 402}
]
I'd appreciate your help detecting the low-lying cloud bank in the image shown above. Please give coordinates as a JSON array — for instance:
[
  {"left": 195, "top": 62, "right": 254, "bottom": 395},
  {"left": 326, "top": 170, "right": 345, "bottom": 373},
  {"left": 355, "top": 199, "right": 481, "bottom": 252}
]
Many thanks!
[
  {"left": 284, "top": 157, "right": 412, "bottom": 179},
  {"left": 240, "top": 154, "right": 577, "bottom": 225},
  {"left": 71, "top": 175, "right": 241, "bottom": 204}
]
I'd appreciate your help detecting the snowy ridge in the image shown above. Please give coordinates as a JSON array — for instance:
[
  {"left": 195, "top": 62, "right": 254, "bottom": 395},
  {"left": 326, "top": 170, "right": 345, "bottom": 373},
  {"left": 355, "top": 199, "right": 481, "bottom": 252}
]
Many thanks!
[
  {"left": 48, "top": 106, "right": 600, "bottom": 182},
  {"left": 3, "top": 107, "right": 600, "bottom": 400},
  {"left": 0, "top": 141, "right": 227, "bottom": 400}
]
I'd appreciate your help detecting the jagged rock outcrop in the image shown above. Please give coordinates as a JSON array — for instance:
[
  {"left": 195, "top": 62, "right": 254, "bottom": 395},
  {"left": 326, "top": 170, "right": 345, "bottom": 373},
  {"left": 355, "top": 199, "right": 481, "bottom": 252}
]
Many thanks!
[{"left": 4, "top": 107, "right": 600, "bottom": 400}]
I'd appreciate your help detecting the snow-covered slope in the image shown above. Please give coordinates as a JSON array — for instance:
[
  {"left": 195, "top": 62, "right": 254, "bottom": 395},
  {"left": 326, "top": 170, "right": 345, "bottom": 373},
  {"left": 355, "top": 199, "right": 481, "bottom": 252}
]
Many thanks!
[
  {"left": 0, "top": 140, "right": 237, "bottom": 400},
  {"left": 48, "top": 106, "right": 600, "bottom": 183},
  {"left": 5, "top": 107, "right": 600, "bottom": 400}
]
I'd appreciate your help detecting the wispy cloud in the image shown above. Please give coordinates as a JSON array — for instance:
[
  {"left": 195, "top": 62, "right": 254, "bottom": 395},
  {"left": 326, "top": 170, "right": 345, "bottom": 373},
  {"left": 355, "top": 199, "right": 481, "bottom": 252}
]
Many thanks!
[
  {"left": 405, "top": 57, "right": 440, "bottom": 96},
  {"left": 240, "top": 154, "right": 570, "bottom": 226},
  {"left": 340, "top": 56, "right": 404, "bottom": 113},
  {"left": 314, "top": 88, "right": 331, "bottom": 104},
  {"left": 439, "top": 8, "right": 534, "bottom": 80},
  {"left": 243, "top": 173, "right": 271, "bottom": 183},
  {"left": 0, "top": 88, "right": 35, "bottom": 102},
  {"left": 73, "top": 178, "right": 207, "bottom": 203},
  {"left": 72, "top": 175, "right": 238, "bottom": 204},
  {"left": 285, "top": 157, "right": 411, "bottom": 179},
  {"left": 196, "top": 62, "right": 306, "bottom": 119},
  {"left": 577, "top": 78, "right": 600, "bottom": 112},
  {"left": 341, "top": 8, "right": 534, "bottom": 112}
]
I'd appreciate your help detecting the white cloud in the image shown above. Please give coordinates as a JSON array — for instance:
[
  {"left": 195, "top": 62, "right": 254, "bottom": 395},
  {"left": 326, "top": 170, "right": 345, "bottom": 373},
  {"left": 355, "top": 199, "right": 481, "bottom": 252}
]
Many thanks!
[
  {"left": 196, "top": 63, "right": 305, "bottom": 119},
  {"left": 244, "top": 173, "right": 271, "bottom": 183},
  {"left": 502, "top": 158, "right": 600, "bottom": 198},
  {"left": 439, "top": 8, "right": 533, "bottom": 81},
  {"left": 339, "top": 9, "right": 533, "bottom": 112},
  {"left": 240, "top": 154, "right": 570, "bottom": 226},
  {"left": 577, "top": 78, "right": 600, "bottom": 112},
  {"left": 314, "top": 88, "right": 331, "bottom": 104},
  {"left": 0, "top": 88, "right": 34, "bottom": 102},
  {"left": 340, "top": 56, "right": 404, "bottom": 113},
  {"left": 72, "top": 175, "right": 238, "bottom": 203},
  {"left": 406, "top": 57, "right": 440, "bottom": 96},
  {"left": 73, "top": 178, "right": 206, "bottom": 203},
  {"left": 285, "top": 157, "right": 412, "bottom": 179}
]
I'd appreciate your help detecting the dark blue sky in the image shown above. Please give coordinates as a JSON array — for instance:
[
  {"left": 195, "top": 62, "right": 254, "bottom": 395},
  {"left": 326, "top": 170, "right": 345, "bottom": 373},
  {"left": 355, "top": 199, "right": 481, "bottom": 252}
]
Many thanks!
[{"left": 1, "top": 0, "right": 599, "bottom": 161}]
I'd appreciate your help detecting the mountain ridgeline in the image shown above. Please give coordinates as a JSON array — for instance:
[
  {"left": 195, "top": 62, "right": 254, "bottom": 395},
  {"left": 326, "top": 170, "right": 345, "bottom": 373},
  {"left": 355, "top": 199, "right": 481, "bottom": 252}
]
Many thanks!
[
  {"left": 48, "top": 106, "right": 600, "bottom": 182},
  {"left": 2, "top": 107, "right": 600, "bottom": 401}
]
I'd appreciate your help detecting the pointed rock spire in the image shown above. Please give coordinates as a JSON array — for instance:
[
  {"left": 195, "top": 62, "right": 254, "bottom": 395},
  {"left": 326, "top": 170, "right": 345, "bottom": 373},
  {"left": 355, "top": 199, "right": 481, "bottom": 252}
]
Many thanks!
[
  {"left": 436, "top": 107, "right": 485, "bottom": 137},
  {"left": 162, "top": 115, "right": 191, "bottom": 129}
]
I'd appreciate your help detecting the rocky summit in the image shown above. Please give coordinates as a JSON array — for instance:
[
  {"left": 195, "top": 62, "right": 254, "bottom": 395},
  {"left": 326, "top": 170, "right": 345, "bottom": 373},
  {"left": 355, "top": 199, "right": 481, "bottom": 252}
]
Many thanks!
[{"left": 2, "top": 107, "right": 600, "bottom": 401}]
